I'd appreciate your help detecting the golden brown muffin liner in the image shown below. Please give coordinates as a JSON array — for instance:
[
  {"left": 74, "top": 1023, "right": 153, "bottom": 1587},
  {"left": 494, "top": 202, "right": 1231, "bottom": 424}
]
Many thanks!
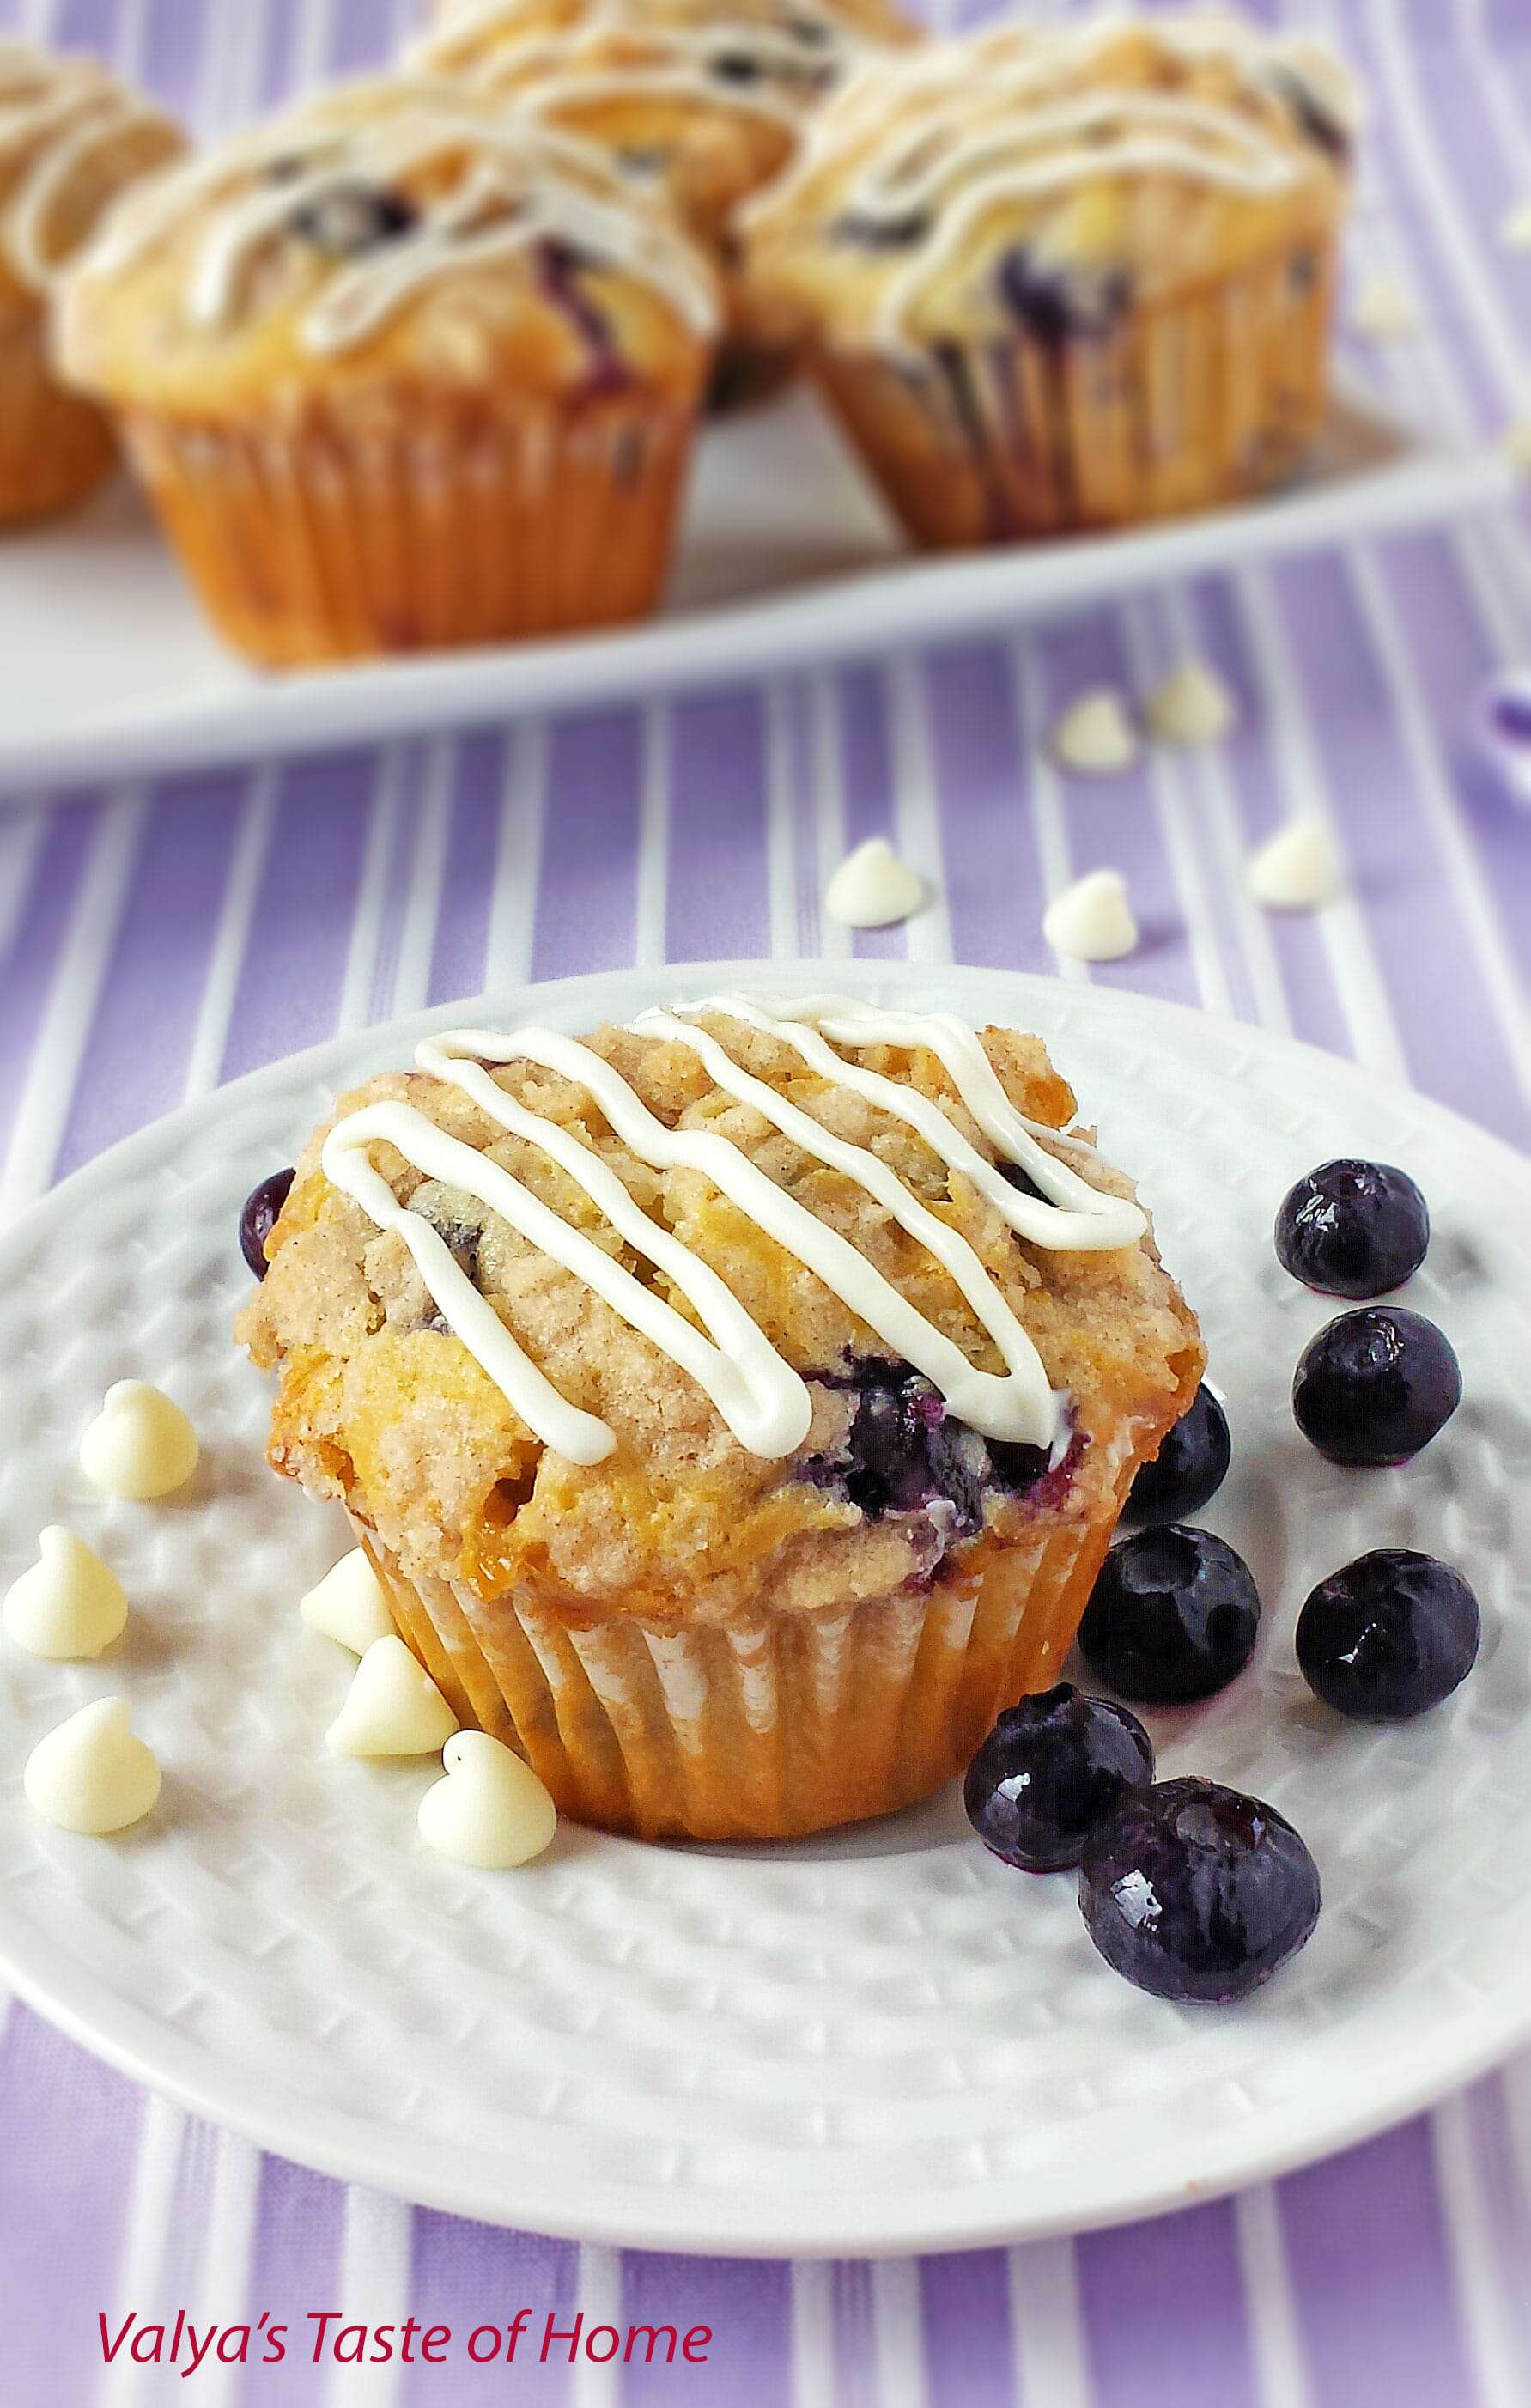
[
  {"left": 811, "top": 235, "right": 1340, "bottom": 548},
  {"left": 115, "top": 388, "right": 701, "bottom": 666},
  {"left": 0, "top": 313, "right": 117, "bottom": 527},
  {"left": 346, "top": 1430, "right": 1142, "bottom": 1844}
]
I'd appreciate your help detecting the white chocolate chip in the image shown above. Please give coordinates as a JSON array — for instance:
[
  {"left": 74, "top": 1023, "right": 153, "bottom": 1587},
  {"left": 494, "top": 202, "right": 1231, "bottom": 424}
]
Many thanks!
[
  {"left": 1042, "top": 868, "right": 1139, "bottom": 963},
  {"left": 417, "top": 1730, "right": 557, "bottom": 1870},
  {"left": 1350, "top": 272, "right": 1422, "bottom": 341},
  {"left": 80, "top": 1381, "right": 198, "bottom": 1501},
  {"left": 1500, "top": 199, "right": 1531, "bottom": 252},
  {"left": 823, "top": 836, "right": 925, "bottom": 930},
  {"left": 1146, "top": 657, "right": 1236, "bottom": 747},
  {"left": 1247, "top": 817, "right": 1342, "bottom": 909},
  {"left": 1050, "top": 688, "right": 1139, "bottom": 776},
  {"left": 301, "top": 1548, "right": 395, "bottom": 1656},
  {"left": 24, "top": 1697, "right": 161, "bottom": 1835},
  {"left": 325, "top": 1635, "right": 459, "bottom": 1758},
  {"left": 3, "top": 1528, "right": 127, "bottom": 1660}
]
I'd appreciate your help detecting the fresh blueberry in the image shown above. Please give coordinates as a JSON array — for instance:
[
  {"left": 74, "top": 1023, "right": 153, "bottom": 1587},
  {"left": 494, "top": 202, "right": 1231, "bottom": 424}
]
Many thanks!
[
  {"left": 1292, "top": 1305, "right": 1461, "bottom": 1467},
  {"left": 289, "top": 182, "right": 418, "bottom": 258},
  {"left": 1078, "top": 1778, "right": 1321, "bottom": 2004},
  {"left": 1079, "top": 1526, "right": 1261, "bottom": 1706},
  {"left": 964, "top": 1682, "right": 1154, "bottom": 1873},
  {"left": 710, "top": 50, "right": 762, "bottom": 82},
  {"left": 1126, "top": 1383, "right": 1231, "bottom": 1525},
  {"left": 240, "top": 1167, "right": 295, "bottom": 1279},
  {"left": 1297, "top": 1548, "right": 1479, "bottom": 1721},
  {"left": 1275, "top": 1158, "right": 1430, "bottom": 1298}
]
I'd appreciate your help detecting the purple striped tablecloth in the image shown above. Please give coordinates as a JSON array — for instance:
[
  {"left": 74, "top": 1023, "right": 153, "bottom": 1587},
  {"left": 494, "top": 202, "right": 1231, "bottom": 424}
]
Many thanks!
[{"left": 3, "top": 0, "right": 1531, "bottom": 2400}]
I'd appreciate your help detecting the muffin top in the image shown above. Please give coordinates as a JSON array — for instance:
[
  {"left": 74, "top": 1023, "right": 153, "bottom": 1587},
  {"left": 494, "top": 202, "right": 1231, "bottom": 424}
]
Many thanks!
[
  {"left": 238, "top": 998, "right": 1203, "bottom": 1626},
  {"left": 55, "top": 73, "right": 719, "bottom": 417},
  {"left": 746, "top": 14, "right": 1356, "bottom": 354},
  {"left": 411, "top": 0, "right": 920, "bottom": 257},
  {"left": 0, "top": 39, "right": 182, "bottom": 323}
]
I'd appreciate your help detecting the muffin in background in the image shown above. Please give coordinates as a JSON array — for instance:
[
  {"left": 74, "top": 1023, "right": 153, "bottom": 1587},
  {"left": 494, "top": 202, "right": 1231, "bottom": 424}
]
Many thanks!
[
  {"left": 747, "top": 16, "right": 1357, "bottom": 545},
  {"left": 0, "top": 39, "right": 182, "bottom": 526},
  {"left": 410, "top": 0, "right": 919, "bottom": 409},
  {"left": 55, "top": 76, "right": 718, "bottom": 665},
  {"left": 238, "top": 998, "right": 1204, "bottom": 1843}
]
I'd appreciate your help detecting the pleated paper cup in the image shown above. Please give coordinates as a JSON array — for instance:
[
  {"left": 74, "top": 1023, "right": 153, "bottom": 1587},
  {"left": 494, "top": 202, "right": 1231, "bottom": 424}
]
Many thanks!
[
  {"left": 0, "top": 313, "right": 117, "bottom": 526},
  {"left": 811, "top": 234, "right": 1340, "bottom": 550},
  {"left": 117, "top": 386, "right": 701, "bottom": 667},
  {"left": 348, "top": 1432, "right": 1141, "bottom": 1844}
]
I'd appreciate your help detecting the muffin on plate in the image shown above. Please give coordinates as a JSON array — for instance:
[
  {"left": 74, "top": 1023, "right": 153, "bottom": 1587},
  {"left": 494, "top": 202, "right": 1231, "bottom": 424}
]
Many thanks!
[
  {"left": 410, "top": 0, "right": 919, "bottom": 408},
  {"left": 237, "top": 994, "right": 1204, "bottom": 1842},
  {"left": 54, "top": 76, "right": 718, "bottom": 664},
  {"left": 0, "top": 39, "right": 182, "bottom": 526},
  {"left": 746, "top": 15, "right": 1356, "bottom": 544}
]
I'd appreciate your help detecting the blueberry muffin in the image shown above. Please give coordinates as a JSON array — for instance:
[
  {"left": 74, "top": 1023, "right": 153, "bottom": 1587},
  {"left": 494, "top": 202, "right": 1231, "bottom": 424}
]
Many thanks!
[
  {"left": 238, "top": 996, "right": 1203, "bottom": 1842},
  {"left": 54, "top": 76, "right": 717, "bottom": 663},
  {"left": 410, "top": 0, "right": 919, "bottom": 408},
  {"left": 0, "top": 38, "right": 182, "bottom": 526},
  {"left": 746, "top": 15, "right": 1356, "bottom": 544}
]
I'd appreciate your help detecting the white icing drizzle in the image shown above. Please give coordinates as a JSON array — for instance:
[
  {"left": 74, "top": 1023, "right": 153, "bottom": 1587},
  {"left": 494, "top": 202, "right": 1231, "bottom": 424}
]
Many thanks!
[
  {"left": 76, "top": 87, "right": 718, "bottom": 352},
  {"left": 747, "top": 12, "right": 1356, "bottom": 349},
  {"left": 0, "top": 39, "right": 176, "bottom": 292},
  {"left": 320, "top": 1000, "right": 1147, "bottom": 1468}
]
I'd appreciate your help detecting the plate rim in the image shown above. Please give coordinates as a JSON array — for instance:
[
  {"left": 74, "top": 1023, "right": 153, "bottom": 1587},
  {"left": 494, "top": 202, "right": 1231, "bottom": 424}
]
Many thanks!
[
  {"left": 3, "top": 957, "right": 1531, "bottom": 2258},
  {"left": 0, "top": 403, "right": 1510, "bottom": 798}
]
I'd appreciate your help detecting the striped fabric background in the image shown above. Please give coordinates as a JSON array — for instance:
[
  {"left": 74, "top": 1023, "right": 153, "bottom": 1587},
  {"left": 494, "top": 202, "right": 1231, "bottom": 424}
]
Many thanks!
[{"left": 3, "top": 0, "right": 1531, "bottom": 2401}]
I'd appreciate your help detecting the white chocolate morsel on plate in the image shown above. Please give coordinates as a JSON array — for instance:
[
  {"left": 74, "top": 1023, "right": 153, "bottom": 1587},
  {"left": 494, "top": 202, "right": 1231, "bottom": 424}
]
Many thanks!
[
  {"left": 80, "top": 1380, "right": 198, "bottom": 1500},
  {"left": 326, "top": 1635, "right": 459, "bottom": 1758},
  {"left": 823, "top": 836, "right": 925, "bottom": 929},
  {"left": 1051, "top": 689, "right": 1139, "bottom": 776},
  {"left": 301, "top": 1548, "right": 395, "bottom": 1656},
  {"left": 417, "top": 1731, "right": 557, "bottom": 1870},
  {"left": 1247, "top": 817, "right": 1342, "bottom": 909},
  {"left": 1146, "top": 658, "right": 1236, "bottom": 747},
  {"left": 1500, "top": 200, "right": 1531, "bottom": 251},
  {"left": 3, "top": 1527, "right": 127, "bottom": 1660},
  {"left": 1350, "top": 272, "right": 1422, "bottom": 341},
  {"left": 1042, "top": 869, "right": 1139, "bottom": 963},
  {"left": 24, "top": 1697, "right": 161, "bottom": 1834}
]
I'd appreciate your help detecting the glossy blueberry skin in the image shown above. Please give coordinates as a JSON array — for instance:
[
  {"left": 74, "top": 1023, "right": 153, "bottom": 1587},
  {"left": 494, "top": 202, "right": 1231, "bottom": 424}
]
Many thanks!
[
  {"left": 1078, "top": 1778, "right": 1321, "bottom": 2004},
  {"left": 240, "top": 1168, "right": 295, "bottom": 1280},
  {"left": 1297, "top": 1548, "right": 1480, "bottom": 1721},
  {"left": 1292, "top": 1306, "right": 1461, "bottom": 1468},
  {"left": 1275, "top": 1158, "right": 1430, "bottom": 1298},
  {"left": 1126, "top": 1383, "right": 1231, "bottom": 1525},
  {"left": 1078, "top": 1526, "right": 1261, "bottom": 1706},
  {"left": 963, "top": 1683, "right": 1154, "bottom": 1874}
]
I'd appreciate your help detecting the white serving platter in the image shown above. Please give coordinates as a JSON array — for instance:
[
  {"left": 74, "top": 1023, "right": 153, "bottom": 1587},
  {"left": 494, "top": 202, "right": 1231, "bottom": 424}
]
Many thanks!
[
  {"left": 2, "top": 959, "right": 1529, "bottom": 2256},
  {"left": 0, "top": 381, "right": 1510, "bottom": 794}
]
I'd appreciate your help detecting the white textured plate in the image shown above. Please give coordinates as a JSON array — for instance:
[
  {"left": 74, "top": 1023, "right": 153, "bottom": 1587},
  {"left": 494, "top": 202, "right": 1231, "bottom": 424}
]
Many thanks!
[
  {"left": 0, "top": 384, "right": 1510, "bottom": 794},
  {"left": 2, "top": 960, "right": 1529, "bottom": 2257}
]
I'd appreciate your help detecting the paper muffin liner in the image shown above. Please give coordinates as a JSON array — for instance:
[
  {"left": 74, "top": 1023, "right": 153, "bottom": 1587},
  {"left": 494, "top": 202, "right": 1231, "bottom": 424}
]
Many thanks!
[
  {"left": 0, "top": 313, "right": 117, "bottom": 526},
  {"left": 116, "top": 389, "right": 701, "bottom": 666},
  {"left": 811, "top": 234, "right": 1340, "bottom": 548},
  {"left": 347, "top": 1432, "right": 1141, "bottom": 1843}
]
